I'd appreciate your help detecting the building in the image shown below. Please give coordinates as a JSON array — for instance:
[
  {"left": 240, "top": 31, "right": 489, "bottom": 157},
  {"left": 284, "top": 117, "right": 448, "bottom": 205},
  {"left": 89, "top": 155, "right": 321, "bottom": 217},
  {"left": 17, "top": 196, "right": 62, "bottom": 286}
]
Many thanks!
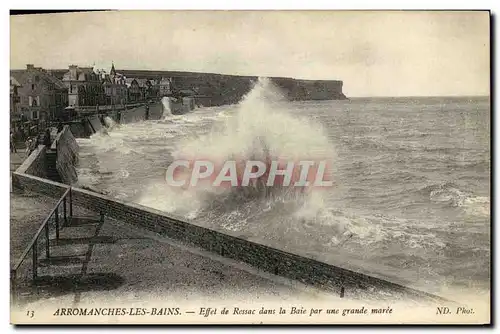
[
  {"left": 102, "top": 63, "right": 128, "bottom": 105},
  {"left": 135, "top": 79, "right": 149, "bottom": 101},
  {"left": 158, "top": 77, "right": 172, "bottom": 97},
  {"left": 147, "top": 79, "right": 160, "bottom": 99},
  {"left": 126, "top": 78, "right": 142, "bottom": 103},
  {"left": 10, "top": 76, "right": 21, "bottom": 118},
  {"left": 62, "top": 65, "right": 105, "bottom": 107},
  {"left": 126, "top": 78, "right": 155, "bottom": 102},
  {"left": 136, "top": 78, "right": 158, "bottom": 101},
  {"left": 11, "top": 64, "right": 68, "bottom": 121}
]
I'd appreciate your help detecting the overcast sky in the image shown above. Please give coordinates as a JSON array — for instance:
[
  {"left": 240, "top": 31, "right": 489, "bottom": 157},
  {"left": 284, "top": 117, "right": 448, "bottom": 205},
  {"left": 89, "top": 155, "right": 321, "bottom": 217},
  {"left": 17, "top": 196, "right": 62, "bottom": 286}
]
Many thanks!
[{"left": 10, "top": 10, "right": 489, "bottom": 97}]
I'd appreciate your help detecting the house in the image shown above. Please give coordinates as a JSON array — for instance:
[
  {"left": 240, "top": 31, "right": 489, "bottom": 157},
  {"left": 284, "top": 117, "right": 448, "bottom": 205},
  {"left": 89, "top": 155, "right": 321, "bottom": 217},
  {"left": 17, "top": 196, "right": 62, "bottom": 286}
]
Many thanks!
[
  {"left": 126, "top": 78, "right": 142, "bottom": 103},
  {"left": 102, "top": 63, "right": 128, "bottom": 105},
  {"left": 10, "top": 76, "right": 21, "bottom": 118},
  {"left": 11, "top": 64, "right": 68, "bottom": 121},
  {"left": 62, "top": 65, "right": 105, "bottom": 107},
  {"left": 136, "top": 78, "right": 157, "bottom": 101},
  {"left": 158, "top": 77, "right": 172, "bottom": 97},
  {"left": 148, "top": 79, "right": 160, "bottom": 99}
]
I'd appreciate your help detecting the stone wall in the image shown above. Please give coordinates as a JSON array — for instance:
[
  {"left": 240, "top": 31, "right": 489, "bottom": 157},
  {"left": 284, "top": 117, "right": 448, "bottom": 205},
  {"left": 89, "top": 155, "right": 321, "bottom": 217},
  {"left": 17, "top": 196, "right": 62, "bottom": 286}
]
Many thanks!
[
  {"left": 55, "top": 101, "right": 166, "bottom": 139},
  {"left": 12, "top": 171, "right": 68, "bottom": 199},
  {"left": 51, "top": 126, "right": 79, "bottom": 184},
  {"left": 182, "top": 97, "right": 196, "bottom": 110},
  {"left": 88, "top": 115, "right": 102, "bottom": 133},
  {"left": 73, "top": 101, "right": 164, "bottom": 138},
  {"left": 67, "top": 121, "right": 88, "bottom": 138},
  {"left": 165, "top": 97, "right": 195, "bottom": 115},
  {"left": 148, "top": 101, "right": 164, "bottom": 119},
  {"left": 13, "top": 145, "right": 47, "bottom": 179},
  {"left": 118, "top": 104, "right": 149, "bottom": 124},
  {"left": 68, "top": 187, "right": 446, "bottom": 302}
]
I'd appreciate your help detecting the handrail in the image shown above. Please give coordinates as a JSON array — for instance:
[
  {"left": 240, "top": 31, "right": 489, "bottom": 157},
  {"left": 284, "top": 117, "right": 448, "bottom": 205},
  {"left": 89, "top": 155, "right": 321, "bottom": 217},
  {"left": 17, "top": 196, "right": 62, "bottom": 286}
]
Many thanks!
[
  {"left": 11, "top": 187, "right": 72, "bottom": 305},
  {"left": 11, "top": 187, "right": 70, "bottom": 272}
]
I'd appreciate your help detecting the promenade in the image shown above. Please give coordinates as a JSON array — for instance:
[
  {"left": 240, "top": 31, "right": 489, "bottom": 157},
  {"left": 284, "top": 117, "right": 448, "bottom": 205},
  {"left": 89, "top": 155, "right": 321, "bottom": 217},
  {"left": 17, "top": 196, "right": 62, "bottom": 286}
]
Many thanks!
[{"left": 11, "top": 186, "right": 334, "bottom": 310}]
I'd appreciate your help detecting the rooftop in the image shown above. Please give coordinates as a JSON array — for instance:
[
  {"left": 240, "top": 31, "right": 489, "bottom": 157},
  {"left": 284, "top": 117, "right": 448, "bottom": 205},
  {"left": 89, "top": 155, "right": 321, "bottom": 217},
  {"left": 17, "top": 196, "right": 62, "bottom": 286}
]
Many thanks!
[{"left": 10, "top": 67, "right": 66, "bottom": 90}]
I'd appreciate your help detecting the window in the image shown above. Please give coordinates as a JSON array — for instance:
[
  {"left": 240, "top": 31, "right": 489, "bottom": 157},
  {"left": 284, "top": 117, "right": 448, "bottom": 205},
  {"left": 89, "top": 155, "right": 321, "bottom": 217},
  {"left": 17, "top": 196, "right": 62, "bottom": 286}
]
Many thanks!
[
  {"left": 31, "top": 84, "right": 35, "bottom": 90},
  {"left": 32, "top": 109, "right": 38, "bottom": 119}
]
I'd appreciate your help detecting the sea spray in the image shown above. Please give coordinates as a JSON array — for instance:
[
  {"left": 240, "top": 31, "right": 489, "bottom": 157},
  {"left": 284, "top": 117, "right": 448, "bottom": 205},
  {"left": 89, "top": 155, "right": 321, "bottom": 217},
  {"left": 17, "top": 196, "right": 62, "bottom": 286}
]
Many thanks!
[
  {"left": 175, "top": 79, "right": 334, "bottom": 185},
  {"left": 162, "top": 96, "right": 172, "bottom": 119},
  {"left": 139, "top": 77, "right": 339, "bottom": 232},
  {"left": 103, "top": 116, "right": 117, "bottom": 129}
]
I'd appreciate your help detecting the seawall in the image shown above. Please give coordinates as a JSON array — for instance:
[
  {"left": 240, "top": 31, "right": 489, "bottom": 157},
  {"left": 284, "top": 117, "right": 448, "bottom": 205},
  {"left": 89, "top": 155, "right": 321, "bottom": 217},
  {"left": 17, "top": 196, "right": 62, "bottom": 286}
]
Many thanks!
[
  {"left": 12, "top": 140, "right": 449, "bottom": 304},
  {"left": 12, "top": 126, "right": 79, "bottom": 185},
  {"left": 14, "top": 145, "right": 47, "bottom": 179},
  {"left": 65, "top": 101, "right": 165, "bottom": 138},
  {"left": 51, "top": 125, "right": 79, "bottom": 184},
  {"left": 88, "top": 115, "right": 102, "bottom": 133},
  {"left": 164, "top": 97, "right": 196, "bottom": 115}
]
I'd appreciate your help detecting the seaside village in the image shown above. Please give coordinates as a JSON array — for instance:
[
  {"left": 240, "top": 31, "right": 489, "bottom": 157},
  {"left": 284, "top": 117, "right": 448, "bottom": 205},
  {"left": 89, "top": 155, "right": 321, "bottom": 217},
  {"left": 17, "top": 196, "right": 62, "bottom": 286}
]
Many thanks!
[{"left": 9, "top": 63, "right": 177, "bottom": 155}]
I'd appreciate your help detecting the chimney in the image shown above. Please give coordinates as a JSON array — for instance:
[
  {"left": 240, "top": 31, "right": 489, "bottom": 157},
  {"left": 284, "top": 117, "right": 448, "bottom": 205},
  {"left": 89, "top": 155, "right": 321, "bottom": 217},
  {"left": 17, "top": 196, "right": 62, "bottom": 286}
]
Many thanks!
[{"left": 26, "top": 64, "right": 34, "bottom": 70}]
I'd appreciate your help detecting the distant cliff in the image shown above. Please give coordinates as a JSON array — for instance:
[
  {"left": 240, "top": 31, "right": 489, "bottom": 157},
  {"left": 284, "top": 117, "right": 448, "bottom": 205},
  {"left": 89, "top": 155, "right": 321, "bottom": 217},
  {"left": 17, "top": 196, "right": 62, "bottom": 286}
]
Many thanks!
[
  {"left": 118, "top": 70, "right": 347, "bottom": 107},
  {"left": 271, "top": 77, "right": 347, "bottom": 101}
]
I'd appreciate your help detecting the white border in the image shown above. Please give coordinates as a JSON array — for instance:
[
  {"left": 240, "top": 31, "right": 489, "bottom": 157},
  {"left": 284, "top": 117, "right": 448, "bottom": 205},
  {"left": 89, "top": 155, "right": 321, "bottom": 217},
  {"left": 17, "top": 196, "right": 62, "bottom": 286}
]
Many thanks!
[
  {"left": 2, "top": 1, "right": 496, "bottom": 333},
  {"left": 2, "top": 1, "right": 499, "bottom": 10}
]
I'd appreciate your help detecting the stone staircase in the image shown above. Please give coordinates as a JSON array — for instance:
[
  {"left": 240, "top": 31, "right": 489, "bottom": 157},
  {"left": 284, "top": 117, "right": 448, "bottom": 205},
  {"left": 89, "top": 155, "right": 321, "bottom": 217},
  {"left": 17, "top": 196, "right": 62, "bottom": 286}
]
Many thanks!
[{"left": 13, "top": 215, "right": 104, "bottom": 305}]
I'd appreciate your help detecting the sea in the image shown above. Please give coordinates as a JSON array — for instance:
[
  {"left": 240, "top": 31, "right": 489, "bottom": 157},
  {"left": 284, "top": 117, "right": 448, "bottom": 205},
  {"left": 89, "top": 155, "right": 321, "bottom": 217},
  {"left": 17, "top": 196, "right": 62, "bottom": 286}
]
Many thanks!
[{"left": 76, "top": 79, "right": 490, "bottom": 300}]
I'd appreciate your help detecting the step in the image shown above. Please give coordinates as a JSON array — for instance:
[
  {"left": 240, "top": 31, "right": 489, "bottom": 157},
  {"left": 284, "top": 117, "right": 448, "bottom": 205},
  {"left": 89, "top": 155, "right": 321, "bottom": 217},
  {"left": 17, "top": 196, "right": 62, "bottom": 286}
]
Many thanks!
[
  {"left": 67, "top": 216, "right": 102, "bottom": 227},
  {"left": 70, "top": 216, "right": 102, "bottom": 223},
  {"left": 38, "top": 255, "right": 86, "bottom": 267},
  {"left": 49, "top": 236, "right": 117, "bottom": 247}
]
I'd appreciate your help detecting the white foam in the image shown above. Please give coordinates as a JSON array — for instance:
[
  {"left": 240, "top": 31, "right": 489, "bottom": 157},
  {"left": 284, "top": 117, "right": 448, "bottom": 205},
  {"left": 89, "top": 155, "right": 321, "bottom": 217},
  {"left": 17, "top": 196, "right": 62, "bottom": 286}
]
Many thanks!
[
  {"left": 138, "top": 78, "right": 337, "bottom": 221},
  {"left": 162, "top": 96, "right": 172, "bottom": 119},
  {"left": 429, "top": 185, "right": 490, "bottom": 218},
  {"left": 463, "top": 195, "right": 490, "bottom": 218},
  {"left": 104, "top": 116, "right": 117, "bottom": 129}
]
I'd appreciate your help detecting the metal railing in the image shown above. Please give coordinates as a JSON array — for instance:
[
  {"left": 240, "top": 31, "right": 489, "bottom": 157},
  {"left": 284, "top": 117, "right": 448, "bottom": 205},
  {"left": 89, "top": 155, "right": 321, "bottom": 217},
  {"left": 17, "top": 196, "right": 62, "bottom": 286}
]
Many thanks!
[
  {"left": 74, "top": 102, "right": 147, "bottom": 113},
  {"left": 11, "top": 187, "right": 72, "bottom": 305}
]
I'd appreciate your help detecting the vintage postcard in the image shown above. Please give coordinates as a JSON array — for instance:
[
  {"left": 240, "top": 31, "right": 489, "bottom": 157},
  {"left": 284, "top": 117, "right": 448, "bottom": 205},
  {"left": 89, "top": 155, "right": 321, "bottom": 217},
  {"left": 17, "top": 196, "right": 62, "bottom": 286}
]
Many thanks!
[{"left": 9, "top": 10, "right": 490, "bottom": 325}]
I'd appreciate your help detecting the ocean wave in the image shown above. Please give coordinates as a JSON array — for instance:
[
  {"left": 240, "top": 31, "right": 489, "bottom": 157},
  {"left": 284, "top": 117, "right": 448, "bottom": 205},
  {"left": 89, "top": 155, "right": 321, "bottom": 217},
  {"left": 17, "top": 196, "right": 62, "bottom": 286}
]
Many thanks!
[
  {"left": 75, "top": 94, "right": 491, "bottom": 293},
  {"left": 132, "top": 79, "right": 455, "bottom": 254},
  {"left": 420, "top": 182, "right": 490, "bottom": 218},
  {"left": 150, "top": 77, "right": 336, "bottom": 211},
  {"left": 462, "top": 196, "right": 490, "bottom": 217},
  {"left": 76, "top": 167, "right": 101, "bottom": 187}
]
